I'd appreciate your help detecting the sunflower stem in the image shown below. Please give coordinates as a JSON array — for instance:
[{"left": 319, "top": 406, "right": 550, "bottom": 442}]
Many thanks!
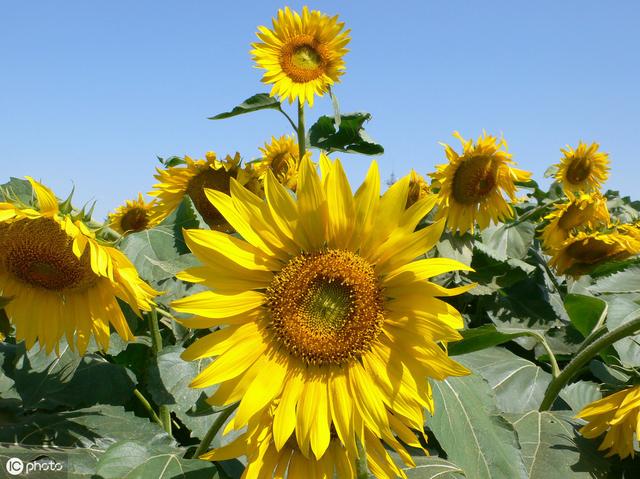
[
  {"left": 539, "top": 314, "right": 640, "bottom": 411},
  {"left": 133, "top": 388, "right": 163, "bottom": 427},
  {"left": 148, "top": 307, "right": 172, "bottom": 435},
  {"left": 193, "top": 403, "right": 239, "bottom": 459},
  {"left": 523, "top": 330, "right": 560, "bottom": 378},
  {"left": 297, "top": 101, "right": 306, "bottom": 160}
]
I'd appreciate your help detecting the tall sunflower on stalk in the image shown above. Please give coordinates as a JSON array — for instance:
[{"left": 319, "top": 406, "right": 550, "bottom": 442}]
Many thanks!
[
  {"left": 576, "top": 385, "right": 640, "bottom": 459},
  {"left": 549, "top": 225, "right": 640, "bottom": 276},
  {"left": 108, "top": 193, "right": 161, "bottom": 234},
  {"left": 540, "top": 191, "right": 610, "bottom": 251},
  {"left": 554, "top": 141, "right": 609, "bottom": 193},
  {"left": 252, "top": 6, "right": 350, "bottom": 107},
  {"left": 0, "top": 178, "right": 157, "bottom": 354},
  {"left": 172, "top": 157, "right": 473, "bottom": 472},
  {"left": 150, "top": 151, "right": 251, "bottom": 231},
  {"left": 430, "top": 132, "right": 531, "bottom": 234}
]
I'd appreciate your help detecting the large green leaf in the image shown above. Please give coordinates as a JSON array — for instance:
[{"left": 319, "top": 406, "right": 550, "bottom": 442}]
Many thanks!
[
  {"left": 559, "top": 381, "right": 602, "bottom": 412},
  {"left": 0, "top": 177, "right": 34, "bottom": 205},
  {"left": 12, "top": 342, "right": 135, "bottom": 410},
  {"left": 458, "top": 348, "right": 551, "bottom": 413},
  {"left": 146, "top": 345, "right": 226, "bottom": 440},
  {"left": 428, "top": 374, "right": 527, "bottom": 479},
  {"left": 603, "top": 294, "right": 640, "bottom": 367},
  {"left": 589, "top": 267, "right": 640, "bottom": 294},
  {"left": 480, "top": 222, "right": 536, "bottom": 261},
  {"left": 563, "top": 294, "right": 607, "bottom": 337},
  {"left": 385, "top": 455, "right": 465, "bottom": 478},
  {"left": 505, "top": 411, "right": 610, "bottom": 478},
  {"left": 95, "top": 441, "right": 219, "bottom": 479},
  {"left": 209, "top": 93, "right": 280, "bottom": 120},
  {"left": 308, "top": 112, "right": 384, "bottom": 155}
]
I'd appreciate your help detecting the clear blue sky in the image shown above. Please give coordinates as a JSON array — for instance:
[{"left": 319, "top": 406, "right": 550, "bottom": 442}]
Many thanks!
[{"left": 2, "top": 1, "right": 639, "bottom": 219}]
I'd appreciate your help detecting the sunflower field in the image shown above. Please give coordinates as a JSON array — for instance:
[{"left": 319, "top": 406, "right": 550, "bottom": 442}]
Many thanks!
[{"left": 2, "top": 6, "right": 640, "bottom": 479}]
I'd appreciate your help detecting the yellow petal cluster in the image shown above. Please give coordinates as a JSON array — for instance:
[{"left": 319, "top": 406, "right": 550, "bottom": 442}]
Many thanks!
[
  {"left": 555, "top": 141, "right": 609, "bottom": 194},
  {"left": 0, "top": 178, "right": 157, "bottom": 353},
  {"left": 173, "top": 157, "right": 473, "bottom": 473},
  {"left": 108, "top": 193, "right": 160, "bottom": 234},
  {"left": 577, "top": 386, "right": 640, "bottom": 458}
]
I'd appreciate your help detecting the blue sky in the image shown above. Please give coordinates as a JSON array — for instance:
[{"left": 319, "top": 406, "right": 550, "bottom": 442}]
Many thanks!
[{"left": 1, "top": 1, "right": 639, "bottom": 219}]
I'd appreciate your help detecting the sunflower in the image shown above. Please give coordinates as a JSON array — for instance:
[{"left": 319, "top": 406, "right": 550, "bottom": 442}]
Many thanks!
[
  {"left": 555, "top": 141, "right": 610, "bottom": 193},
  {"left": 150, "top": 151, "right": 248, "bottom": 231},
  {"left": 172, "top": 156, "right": 472, "bottom": 463},
  {"left": 576, "top": 385, "right": 640, "bottom": 458},
  {"left": 108, "top": 193, "right": 160, "bottom": 235},
  {"left": 203, "top": 405, "right": 424, "bottom": 479},
  {"left": 549, "top": 227, "right": 640, "bottom": 276},
  {"left": 251, "top": 6, "right": 350, "bottom": 106},
  {"left": 406, "top": 170, "right": 431, "bottom": 209},
  {"left": 430, "top": 132, "right": 531, "bottom": 234},
  {"left": 251, "top": 135, "right": 302, "bottom": 192},
  {"left": 540, "top": 192, "right": 609, "bottom": 251},
  {"left": 0, "top": 178, "right": 157, "bottom": 354}
]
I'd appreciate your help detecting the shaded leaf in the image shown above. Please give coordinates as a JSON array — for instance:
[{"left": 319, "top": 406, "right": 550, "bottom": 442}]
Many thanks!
[
  {"left": 505, "top": 411, "right": 610, "bottom": 478},
  {"left": 559, "top": 381, "right": 602, "bottom": 412},
  {"left": 458, "top": 348, "right": 552, "bottom": 413},
  {"left": 209, "top": 93, "right": 280, "bottom": 120},
  {"left": 481, "top": 222, "right": 536, "bottom": 260},
  {"left": 563, "top": 294, "right": 607, "bottom": 338},
  {"left": 449, "top": 325, "right": 530, "bottom": 356},
  {"left": 308, "top": 112, "right": 384, "bottom": 155}
]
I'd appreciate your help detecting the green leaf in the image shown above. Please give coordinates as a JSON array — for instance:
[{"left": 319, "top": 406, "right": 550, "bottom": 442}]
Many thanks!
[
  {"left": 480, "top": 222, "right": 536, "bottom": 261},
  {"left": 559, "top": 381, "right": 602, "bottom": 412},
  {"left": 209, "top": 93, "right": 280, "bottom": 120},
  {"left": 448, "top": 325, "right": 531, "bottom": 356},
  {"left": 0, "top": 177, "right": 34, "bottom": 205},
  {"left": 603, "top": 294, "right": 640, "bottom": 367},
  {"left": 389, "top": 455, "right": 465, "bottom": 478},
  {"left": 428, "top": 374, "right": 528, "bottom": 479},
  {"left": 13, "top": 342, "right": 136, "bottom": 410},
  {"left": 563, "top": 294, "right": 607, "bottom": 338},
  {"left": 436, "top": 232, "right": 473, "bottom": 267},
  {"left": 146, "top": 345, "right": 225, "bottom": 440},
  {"left": 458, "top": 348, "right": 552, "bottom": 413},
  {"left": 308, "top": 112, "right": 384, "bottom": 155},
  {"left": 95, "top": 441, "right": 219, "bottom": 479},
  {"left": 505, "top": 411, "right": 611, "bottom": 478},
  {"left": 589, "top": 267, "right": 640, "bottom": 294}
]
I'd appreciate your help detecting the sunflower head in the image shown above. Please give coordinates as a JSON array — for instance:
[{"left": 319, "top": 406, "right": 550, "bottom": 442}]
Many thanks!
[
  {"left": 430, "top": 132, "right": 531, "bottom": 234},
  {"left": 251, "top": 135, "right": 301, "bottom": 192},
  {"left": 172, "top": 157, "right": 472, "bottom": 465},
  {"left": 0, "top": 178, "right": 157, "bottom": 353},
  {"left": 555, "top": 141, "right": 609, "bottom": 193},
  {"left": 540, "top": 191, "right": 610, "bottom": 251},
  {"left": 577, "top": 385, "right": 640, "bottom": 459},
  {"left": 549, "top": 227, "right": 640, "bottom": 276},
  {"left": 108, "top": 193, "right": 160, "bottom": 234},
  {"left": 251, "top": 6, "right": 350, "bottom": 106},
  {"left": 150, "top": 151, "right": 245, "bottom": 231},
  {"left": 406, "top": 170, "right": 431, "bottom": 209}
]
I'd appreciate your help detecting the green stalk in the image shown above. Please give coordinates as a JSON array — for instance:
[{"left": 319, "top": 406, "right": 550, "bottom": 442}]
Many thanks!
[
  {"left": 297, "top": 101, "right": 306, "bottom": 159},
  {"left": 148, "top": 307, "right": 172, "bottom": 434},
  {"left": 133, "top": 388, "right": 163, "bottom": 427},
  {"left": 523, "top": 330, "right": 561, "bottom": 378},
  {"left": 193, "top": 403, "right": 239, "bottom": 459},
  {"left": 355, "top": 439, "right": 368, "bottom": 478},
  {"left": 539, "top": 314, "right": 640, "bottom": 411}
]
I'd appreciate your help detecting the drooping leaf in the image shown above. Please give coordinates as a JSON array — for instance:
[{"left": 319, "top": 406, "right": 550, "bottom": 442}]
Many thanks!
[
  {"left": 559, "top": 381, "right": 602, "bottom": 412},
  {"left": 602, "top": 294, "right": 640, "bottom": 367},
  {"left": 448, "top": 325, "right": 530, "bottom": 356},
  {"left": 209, "top": 93, "right": 280, "bottom": 120},
  {"left": 12, "top": 342, "right": 136, "bottom": 410},
  {"left": 563, "top": 294, "right": 607, "bottom": 338},
  {"left": 308, "top": 112, "right": 384, "bottom": 155},
  {"left": 428, "top": 374, "right": 528, "bottom": 479},
  {"left": 505, "top": 411, "right": 610, "bottom": 478},
  {"left": 589, "top": 267, "right": 640, "bottom": 294},
  {"left": 481, "top": 222, "right": 536, "bottom": 261},
  {"left": 458, "top": 348, "right": 552, "bottom": 413}
]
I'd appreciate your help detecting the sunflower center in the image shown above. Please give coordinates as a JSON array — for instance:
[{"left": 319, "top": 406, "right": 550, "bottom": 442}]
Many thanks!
[
  {"left": 119, "top": 207, "right": 150, "bottom": 233},
  {"left": 1, "top": 218, "right": 97, "bottom": 291},
  {"left": 186, "top": 167, "right": 233, "bottom": 232},
  {"left": 566, "top": 237, "right": 619, "bottom": 264},
  {"left": 451, "top": 156, "right": 497, "bottom": 204},
  {"left": 267, "top": 249, "right": 384, "bottom": 365},
  {"left": 280, "top": 35, "right": 327, "bottom": 83},
  {"left": 565, "top": 157, "right": 592, "bottom": 185}
]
